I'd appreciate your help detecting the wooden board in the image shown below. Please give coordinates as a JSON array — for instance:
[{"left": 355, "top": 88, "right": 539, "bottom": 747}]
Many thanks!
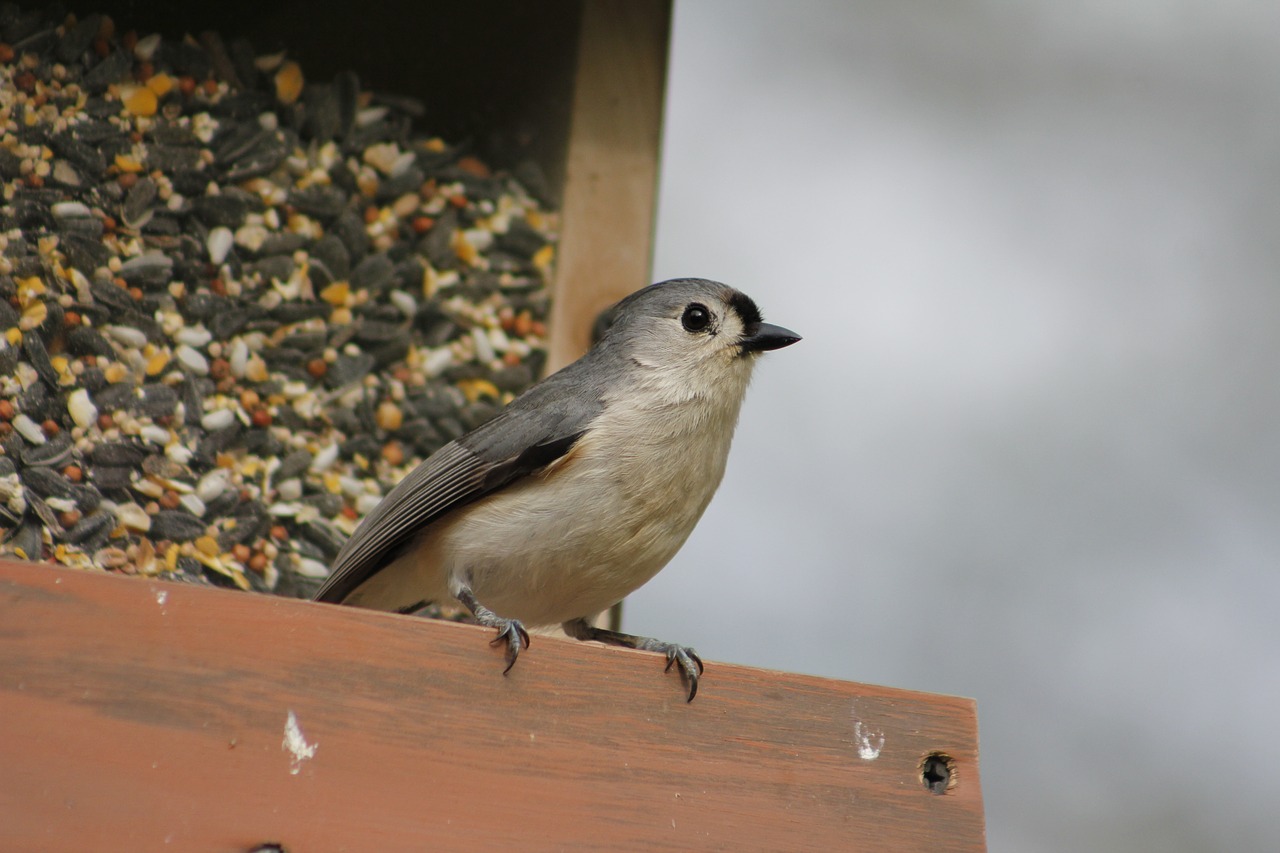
[
  {"left": 0, "top": 559, "right": 986, "bottom": 851},
  {"left": 547, "top": 0, "right": 673, "bottom": 370}
]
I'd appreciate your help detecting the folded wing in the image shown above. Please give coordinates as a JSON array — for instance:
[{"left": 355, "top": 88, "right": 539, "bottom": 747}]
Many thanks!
[{"left": 312, "top": 367, "right": 604, "bottom": 604}]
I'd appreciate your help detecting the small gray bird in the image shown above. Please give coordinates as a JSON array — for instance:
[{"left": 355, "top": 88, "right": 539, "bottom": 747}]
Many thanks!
[{"left": 313, "top": 278, "right": 800, "bottom": 700}]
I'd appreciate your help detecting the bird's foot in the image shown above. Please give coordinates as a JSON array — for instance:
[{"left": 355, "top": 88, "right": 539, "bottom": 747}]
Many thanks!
[
  {"left": 562, "top": 619, "right": 705, "bottom": 702},
  {"left": 646, "top": 639, "right": 704, "bottom": 702},
  {"left": 454, "top": 585, "right": 530, "bottom": 675},
  {"left": 489, "top": 618, "right": 531, "bottom": 674}
]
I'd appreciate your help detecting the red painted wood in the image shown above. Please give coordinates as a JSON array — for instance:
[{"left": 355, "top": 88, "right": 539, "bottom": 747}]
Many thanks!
[{"left": 0, "top": 559, "right": 985, "bottom": 851}]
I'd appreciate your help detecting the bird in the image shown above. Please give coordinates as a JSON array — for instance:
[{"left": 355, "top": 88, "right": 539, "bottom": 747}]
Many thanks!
[{"left": 313, "top": 278, "right": 800, "bottom": 700}]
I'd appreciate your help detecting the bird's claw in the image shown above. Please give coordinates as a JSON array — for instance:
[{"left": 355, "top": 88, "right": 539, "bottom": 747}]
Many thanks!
[
  {"left": 561, "top": 619, "right": 706, "bottom": 702},
  {"left": 455, "top": 586, "right": 530, "bottom": 674},
  {"left": 490, "top": 619, "right": 531, "bottom": 674},
  {"left": 660, "top": 644, "right": 704, "bottom": 702}
]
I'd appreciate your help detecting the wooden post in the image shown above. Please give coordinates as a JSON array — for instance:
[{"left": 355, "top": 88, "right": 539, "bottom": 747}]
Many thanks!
[
  {"left": 0, "top": 560, "right": 985, "bottom": 851},
  {"left": 546, "top": 0, "right": 672, "bottom": 371}
]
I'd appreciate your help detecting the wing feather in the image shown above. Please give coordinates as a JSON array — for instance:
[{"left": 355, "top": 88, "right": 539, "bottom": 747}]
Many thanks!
[
  {"left": 312, "top": 409, "right": 591, "bottom": 604},
  {"left": 312, "top": 442, "right": 488, "bottom": 603}
]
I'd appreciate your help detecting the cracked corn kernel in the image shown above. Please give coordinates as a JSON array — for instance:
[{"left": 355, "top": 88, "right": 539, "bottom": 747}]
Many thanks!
[{"left": 123, "top": 86, "right": 157, "bottom": 117}]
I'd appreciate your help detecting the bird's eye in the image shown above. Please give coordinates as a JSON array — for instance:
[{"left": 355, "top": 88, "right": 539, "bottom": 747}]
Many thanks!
[{"left": 681, "top": 303, "right": 712, "bottom": 333}]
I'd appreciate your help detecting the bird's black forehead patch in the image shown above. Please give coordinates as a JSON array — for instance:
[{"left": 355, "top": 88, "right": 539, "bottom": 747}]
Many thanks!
[{"left": 727, "top": 290, "right": 762, "bottom": 330}]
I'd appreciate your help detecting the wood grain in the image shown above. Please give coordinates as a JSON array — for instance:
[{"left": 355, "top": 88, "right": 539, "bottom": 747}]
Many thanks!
[
  {"left": 546, "top": 0, "right": 673, "bottom": 372},
  {"left": 0, "top": 559, "right": 985, "bottom": 851}
]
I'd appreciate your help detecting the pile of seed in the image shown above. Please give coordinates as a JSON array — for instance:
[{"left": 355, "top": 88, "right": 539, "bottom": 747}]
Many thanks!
[{"left": 0, "top": 8, "right": 557, "bottom": 595}]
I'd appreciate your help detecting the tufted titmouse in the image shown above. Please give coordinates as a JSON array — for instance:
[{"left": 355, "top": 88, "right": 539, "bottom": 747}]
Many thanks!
[{"left": 314, "top": 278, "right": 800, "bottom": 700}]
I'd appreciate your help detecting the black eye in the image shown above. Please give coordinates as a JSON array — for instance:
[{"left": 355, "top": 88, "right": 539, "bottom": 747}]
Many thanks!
[{"left": 681, "top": 303, "right": 712, "bottom": 333}]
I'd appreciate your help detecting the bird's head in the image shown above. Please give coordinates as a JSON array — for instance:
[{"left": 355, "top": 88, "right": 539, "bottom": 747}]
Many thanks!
[{"left": 595, "top": 278, "right": 801, "bottom": 401}]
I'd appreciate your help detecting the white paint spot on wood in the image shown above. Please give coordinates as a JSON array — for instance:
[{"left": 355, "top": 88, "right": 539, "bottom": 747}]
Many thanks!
[
  {"left": 282, "top": 709, "right": 317, "bottom": 774},
  {"left": 855, "top": 722, "right": 885, "bottom": 760},
  {"left": 851, "top": 706, "right": 885, "bottom": 761},
  {"left": 153, "top": 588, "right": 167, "bottom": 612}
]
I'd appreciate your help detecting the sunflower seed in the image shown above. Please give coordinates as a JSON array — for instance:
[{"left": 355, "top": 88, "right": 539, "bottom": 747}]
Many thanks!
[
  {"left": 150, "top": 510, "right": 206, "bottom": 541},
  {"left": 64, "top": 512, "right": 115, "bottom": 547}
]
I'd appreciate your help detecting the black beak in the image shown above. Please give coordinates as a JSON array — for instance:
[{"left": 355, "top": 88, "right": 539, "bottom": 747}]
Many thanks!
[{"left": 740, "top": 322, "right": 802, "bottom": 354}]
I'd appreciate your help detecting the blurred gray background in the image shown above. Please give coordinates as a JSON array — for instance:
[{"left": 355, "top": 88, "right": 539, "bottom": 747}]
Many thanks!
[{"left": 632, "top": 2, "right": 1280, "bottom": 850}]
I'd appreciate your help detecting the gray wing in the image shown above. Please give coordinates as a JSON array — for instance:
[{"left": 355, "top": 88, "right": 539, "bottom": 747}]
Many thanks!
[{"left": 312, "top": 364, "right": 605, "bottom": 604}]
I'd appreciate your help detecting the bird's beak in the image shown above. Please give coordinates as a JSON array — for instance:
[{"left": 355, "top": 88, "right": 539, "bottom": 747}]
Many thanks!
[{"left": 739, "top": 322, "right": 802, "bottom": 354}]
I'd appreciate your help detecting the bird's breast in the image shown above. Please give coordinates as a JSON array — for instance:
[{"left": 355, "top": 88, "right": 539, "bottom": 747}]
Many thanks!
[{"left": 439, "top": 391, "right": 745, "bottom": 624}]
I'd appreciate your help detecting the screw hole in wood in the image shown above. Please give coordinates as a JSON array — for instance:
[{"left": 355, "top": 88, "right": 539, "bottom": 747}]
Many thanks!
[{"left": 920, "top": 751, "right": 956, "bottom": 794}]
